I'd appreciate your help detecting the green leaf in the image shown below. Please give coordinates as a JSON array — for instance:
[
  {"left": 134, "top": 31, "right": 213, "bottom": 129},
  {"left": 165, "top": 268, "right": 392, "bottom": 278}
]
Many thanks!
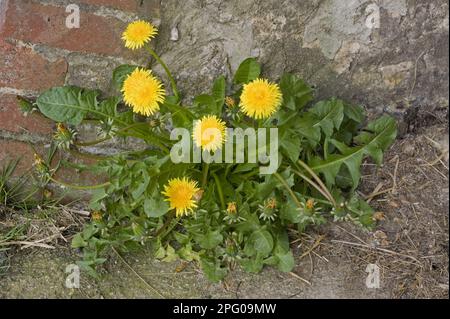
[
  {"left": 279, "top": 74, "right": 313, "bottom": 110},
  {"left": 240, "top": 255, "right": 264, "bottom": 273},
  {"left": 197, "top": 230, "right": 223, "bottom": 249},
  {"left": 346, "top": 194, "right": 375, "bottom": 229},
  {"left": 98, "top": 96, "right": 119, "bottom": 117},
  {"left": 212, "top": 76, "right": 226, "bottom": 108},
  {"left": 275, "top": 251, "right": 295, "bottom": 272},
  {"left": 310, "top": 115, "right": 397, "bottom": 188},
  {"left": 112, "top": 64, "right": 138, "bottom": 90},
  {"left": 162, "top": 244, "right": 178, "bottom": 262},
  {"left": 16, "top": 96, "right": 34, "bottom": 114},
  {"left": 200, "top": 257, "right": 227, "bottom": 282},
  {"left": 354, "top": 115, "right": 397, "bottom": 165},
  {"left": 234, "top": 58, "right": 261, "bottom": 84},
  {"left": 194, "top": 94, "right": 220, "bottom": 116},
  {"left": 293, "top": 113, "right": 321, "bottom": 145},
  {"left": 280, "top": 132, "right": 301, "bottom": 163},
  {"left": 249, "top": 229, "right": 273, "bottom": 256},
  {"left": 343, "top": 103, "right": 365, "bottom": 123},
  {"left": 309, "top": 98, "right": 344, "bottom": 138},
  {"left": 88, "top": 188, "right": 107, "bottom": 210},
  {"left": 36, "top": 86, "right": 99, "bottom": 125},
  {"left": 144, "top": 196, "right": 169, "bottom": 218},
  {"left": 71, "top": 233, "right": 87, "bottom": 248},
  {"left": 280, "top": 200, "right": 300, "bottom": 223}
]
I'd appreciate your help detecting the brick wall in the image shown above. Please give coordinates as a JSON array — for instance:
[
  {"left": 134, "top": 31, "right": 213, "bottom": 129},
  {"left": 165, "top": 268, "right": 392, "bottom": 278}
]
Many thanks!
[{"left": 0, "top": 0, "right": 159, "bottom": 179}]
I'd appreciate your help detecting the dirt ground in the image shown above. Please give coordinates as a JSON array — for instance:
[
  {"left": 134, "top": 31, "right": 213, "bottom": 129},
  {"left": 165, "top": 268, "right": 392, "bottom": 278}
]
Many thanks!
[{"left": 0, "top": 123, "right": 448, "bottom": 299}]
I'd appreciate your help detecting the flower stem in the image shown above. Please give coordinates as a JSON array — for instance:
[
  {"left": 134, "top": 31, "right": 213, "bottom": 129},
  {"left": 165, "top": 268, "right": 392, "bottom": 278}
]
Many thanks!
[
  {"left": 211, "top": 172, "right": 225, "bottom": 210},
  {"left": 146, "top": 47, "right": 180, "bottom": 102},
  {"left": 154, "top": 211, "right": 176, "bottom": 237},
  {"left": 274, "top": 172, "right": 302, "bottom": 208},
  {"left": 49, "top": 176, "right": 110, "bottom": 190},
  {"left": 201, "top": 163, "right": 210, "bottom": 188},
  {"left": 291, "top": 168, "right": 334, "bottom": 206},
  {"left": 296, "top": 160, "right": 336, "bottom": 207}
]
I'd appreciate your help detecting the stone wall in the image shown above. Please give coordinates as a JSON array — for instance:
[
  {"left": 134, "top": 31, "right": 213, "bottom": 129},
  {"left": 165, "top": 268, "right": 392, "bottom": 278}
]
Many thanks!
[{"left": 0, "top": 0, "right": 448, "bottom": 177}]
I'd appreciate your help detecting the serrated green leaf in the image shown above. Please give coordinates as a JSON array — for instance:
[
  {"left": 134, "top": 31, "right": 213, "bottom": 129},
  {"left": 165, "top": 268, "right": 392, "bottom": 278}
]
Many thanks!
[
  {"left": 346, "top": 194, "right": 375, "bottom": 229},
  {"left": 249, "top": 229, "right": 273, "bottom": 256},
  {"left": 275, "top": 251, "right": 295, "bottom": 272},
  {"left": 197, "top": 230, "right": 223, "bottom": 249},
  {"left": 194, "top": 94, "right": 220, "bottom": 116},
  {"left": 354, "top": 115, "right": 397, "bottom": 165},
  {"left": 280, "top": 133, "right": 301, "bottom": 163},
  {"left": 71, "top": 233, "right": 87, "bottom": 248},
  {"left": 310, "top": 115, "right": 397, "bottom": 189},
  {"left": 293, "top": 113, "right": 322, "bottom": 145},
  {"left": 162, "top": 244, "right": 178, "bottom": 262},
  {"left": 144, "top": 196, "right": 169, "bottom": 218},
  {"left": 234, "top": 58, "right": 261, "bottom": 84},
  {"left": 280, "top": 200, "right": 300, "bottom": 223},
  {"left": 309, "top": 98, "right": 344, "bottom": 138},
  {"left": 279, "top": 73, "right": 313, "bottom": 110},
  {"left": 98, "top": 96, "right": 119, "bottom": 117},
  {"left": 212, "top": 76, "right": 226, "bottom": 107},
  {"left": 343, "top": 103, "right": 365, "bottom": 123},
  {"left": 200, "top": 257, "right": 227, "bottom": 282},
  {"left": 240, "top": 255, "right": 265, "bottom": 273},
  {"left": 36, "top": 86, "right": 99, "bottom": 125}
]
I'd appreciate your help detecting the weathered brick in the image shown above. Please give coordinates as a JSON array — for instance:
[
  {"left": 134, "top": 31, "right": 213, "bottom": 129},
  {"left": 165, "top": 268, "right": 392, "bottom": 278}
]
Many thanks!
[
  {"left": 0, "top": 139, "right": 38, "bottom": 177},
  {"left": 0, "top": 138, "right": 103, "bottom": 183},
  {"left": 0, "top": 94, "right": 54, "bottom": 135},
  {"left": 77, "top": 0, "right": 141, "bottom": 12},
  {"left": 0, "top": 39, "right": 67, "bottom": 91},
  {"left": 0, "top": 0, "right": 139, "bottom": 59}
]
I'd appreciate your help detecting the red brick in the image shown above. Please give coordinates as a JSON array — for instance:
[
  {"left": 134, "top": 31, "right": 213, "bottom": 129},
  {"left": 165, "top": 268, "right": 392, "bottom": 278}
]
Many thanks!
[
  {"left": 0, "top": 39, "right": 67, "bottom": 91},
  {"left": 77, "top": 0, "right": 140, "bottom": 12},
  {"left": 0, "top": 0, "right": 139, "bottom": 59},
  {"left": 0, "top": 139, "right": 38, "bottom": 177},
  {"left": 0, "top": 138, "right": 104, "bottom": 186},
  {"left": 0, "top": 94, "right": 54, "bottom": 135}
]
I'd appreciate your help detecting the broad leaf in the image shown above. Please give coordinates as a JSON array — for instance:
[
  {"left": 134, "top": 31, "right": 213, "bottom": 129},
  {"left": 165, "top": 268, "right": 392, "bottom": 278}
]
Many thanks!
[
  {"left": 36, "top": 86, "right": 99, "bottom": 125},
  {"left": 197, "top": 230, "right": 223, "bottom": 249},
  {"left": 310, "top": 115, "right": 397, "bottom": 189},
  {"left": 234, "top": 58, "right": 261, "bottom": 84},
  {"left": 212, "top": 76, "right": 226, "bottom": 108},
  {"left": 275, "top": 251, "right": 295, "bottom": 272},
  {"left": 144, "top": 196, "right": 169, "bottom": 218},
  {"left": 194, "top": 94, "right": 220, "bottom": 116},
  {"left": 280, "top": 73, "right": 313, "bottom": 110},
  {"left": 249, "top": 229, "right": 273, "bottom": 256},
  {"left": 200, "top": 257, "right": 227, "bottom": 282},
  {"left": 309, "top": 98, "right": 344, "bottom": 138},
  {"left": 354, "top": 115, "right": 397, "bottom": 165}
]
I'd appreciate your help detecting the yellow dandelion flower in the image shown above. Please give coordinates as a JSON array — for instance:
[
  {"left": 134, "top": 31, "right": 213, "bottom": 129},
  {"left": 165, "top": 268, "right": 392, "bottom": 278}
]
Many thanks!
[
  {"left": 91, "top": 211, "right": 103, "bottom": 222},
  {"left": 162, "top": 177, "right": 200, "bottom": 217},
  {"left": 306, "top": 199, "right": 315, "bottom": 210},
  {"left": 122, "top": 68, "right": 165, "bottom": 116},
  {"left": 226, "top": 202, "right": 237, "bottom": 214},
  {"left": 266, "top": 198, "right": 277, "bottom": 209},
  {"left": 192, "top": 115, "right": 227, "bottom": 152},
  {"left": 239, "top": 78, "right": 282, "bottom": 119},
  {"left": 225, "top": 96, "right": 236, "bottom": 108},
  {"left": 122, "top": 20, "right": 157, "bottom": 50}
]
